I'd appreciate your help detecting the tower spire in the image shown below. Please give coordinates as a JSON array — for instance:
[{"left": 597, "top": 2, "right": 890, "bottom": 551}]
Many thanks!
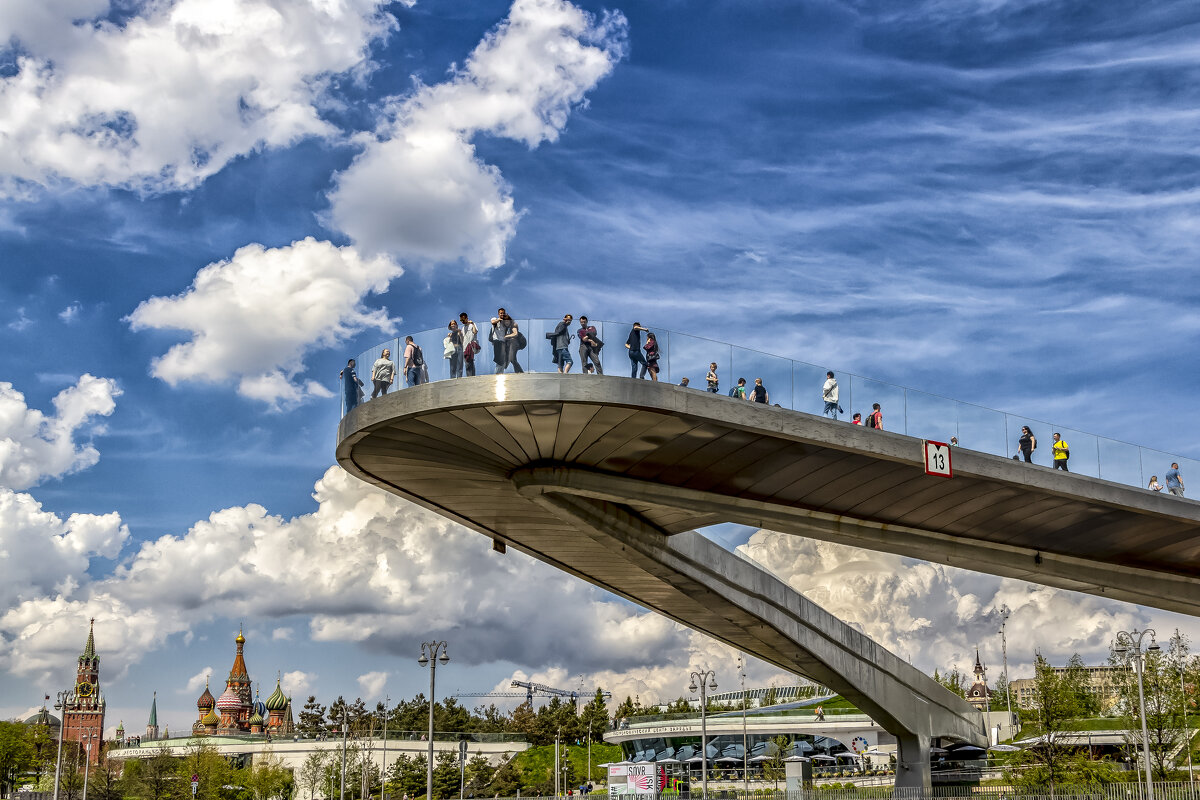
[
  {"left": 83, "top": 618, "right": 97, "bottom": 660},
  {"left": 148, "top": 692, "right": 158, "bottom": 727}
]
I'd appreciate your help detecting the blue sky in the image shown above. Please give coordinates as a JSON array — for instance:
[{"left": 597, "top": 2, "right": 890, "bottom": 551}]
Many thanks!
[{"left": 2, "top": 0, "right": 1199, "bottom": 735}]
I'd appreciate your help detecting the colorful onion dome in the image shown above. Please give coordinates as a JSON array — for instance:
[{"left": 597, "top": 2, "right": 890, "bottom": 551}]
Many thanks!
[
  {"left": 264, "top": 680, "right": 288, "bottom": 711},
  {"left": 235, "top": 628, "right": 245, "bottom": 645},
  {"left": 215, "top": 686, "right": 242, "bottom": 712},
  {"left": 201, "top": 709, "right": 220, "bottom": 727},
  {"left": 248, "top": 710, "right": 264, "bottom": 727},
  {"left": 197, "top": 679, "right": 215, "bottom": 710}
]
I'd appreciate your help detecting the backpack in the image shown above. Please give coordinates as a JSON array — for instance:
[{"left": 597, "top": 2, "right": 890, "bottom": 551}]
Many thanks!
[
  {"left": 515, "top": 332, "right": 527, "bottom": 350},
  {"left": 866, "top": 411, "right": 878, "bottom": 428},
  {"left": 411, "top": 345, "right": 425, "bottom": 367},
  {"left": 728, "top": 387, "right": 738, "bottom": 397}
]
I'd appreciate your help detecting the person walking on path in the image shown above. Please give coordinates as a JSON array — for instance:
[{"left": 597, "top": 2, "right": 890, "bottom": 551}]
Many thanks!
[
  {"left": 371, "top": 349, "right": 395, "bottom": 398},
  {"left": 626, "top": 322, "right": 649, "bottom": 378},
  {"left": 643, "top": 332, "right": 661, "bottom": 381},
  {"left": 865, "top": 403, "right": 882, "bottom": 429},
  {"left": 1148, "top": 475, "right": 1164, "bottom": 492},
  {"left": 822, "top": 371, "right": 840, "bottom": 418},
  {"left": 1017, "top": 426, "right": 1036, "bottom": 463},
  {"left": 729, "top": 377, "right": 747, "bottom": 400},
  {"left": 577, "top": 316, "right": 603, "bottom": 374},
  {"left": 403, "top": 335, "right": 424, "bottom": 386},
  {"left": 706, "top": 362, "right": 719, "bottom": 393},
  {"left": 444, "top": 320, "right": 464, "bottom": 378},
  {"left": 459, "top": 312, "right": 480, "bottom": 377},
  {"left": 1166, "top": 463, "right": 1186, "bottom": 496},
  {"left": 503, "top": 321, "right": 525, "bottom": 373},
  {"left": 341, "top": 358, "right": 363, "bottom": 412},
  {"left": 552, "top": 314, "right": 574, "bottom": 373},
  {"left": 490, "top": 308, "right": 516, "bottom": 373},
  {"left": 1051, "top": 433, "right": 1069, "bottom": 471},
  {"left": 749, "top": 377, "right": 768, "bottom": 404}
]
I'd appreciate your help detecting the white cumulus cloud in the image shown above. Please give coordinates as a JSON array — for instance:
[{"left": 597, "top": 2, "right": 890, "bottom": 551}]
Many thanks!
[
  {"left": 184, "top": 666, "right": 214, "bottom": 693},
  {"left": 282, "top": 670, "right": 316, "bottom": 696},
  {"left": 328, "top": 0, "right": 627, "bottom": 270},
  {"left": 357, "top": 670, "right": 388, "bottom": 698},
  {"left": 0, "top": 0, "right": 398, "bottom": 194},
  {"left": 126, "top": 238, "right": 401, "bottom": 407},
  {"left": 0, "top": 374, "right": 121, "bottom": 490}
]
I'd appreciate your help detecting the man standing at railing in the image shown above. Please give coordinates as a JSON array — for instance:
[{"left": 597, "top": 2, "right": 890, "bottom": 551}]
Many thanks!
[
  {"left": 552, "top": 314, "right": 574, "bottom": 373},
  {"left": 403, "top": 336, "right": 424, "bottom": 386},
  {"left": 577, "top": 316, "right": 603, "bottom": 374},
  {"left": 1166, "top": 463, "right": 1185, "bottom": 497},
  {"left": 490, "top": 308, "right": 516, "bottom": 374},
  {"left": 822, "top": 372, "right": 839, "bottom": 419},
  {"left": 1051, "top": 433, "right": 1070, "bottom": 471}
]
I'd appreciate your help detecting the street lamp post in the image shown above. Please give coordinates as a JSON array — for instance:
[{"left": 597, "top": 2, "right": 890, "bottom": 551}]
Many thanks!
[
  {"left": 381, "top": 697, "right": 389, "bottom": 800},
  {"left": 52, "top": 690, "right": 69, "bottom": 800},
  {"left": 340, "top": 708, "right": 348, "bottom": 800},
  {"left": 999, "top": 605, "right": 1013, "bottom": 736},
  {"left": 737, "top": 654, "right": 749, "bottom": 794},
  {"left": 81, "top": 734, "right": 95, "bottom": 800},
  {"left": 689, "top": 669, "right": 717, "bottom": 800},
  {"left": 1174, "top": 630, "right": 1195, "bottom": 797},
  {"left": 1116, "top": 628, "right": 1160, "bottom": 800},
  {"left": 418, "top": 641, "right": 449, "bottom": 800}
]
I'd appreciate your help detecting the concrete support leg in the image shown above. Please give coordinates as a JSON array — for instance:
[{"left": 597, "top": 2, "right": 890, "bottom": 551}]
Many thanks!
[{"left": 893, "top": 733, "right": 930, "bottom": 793}]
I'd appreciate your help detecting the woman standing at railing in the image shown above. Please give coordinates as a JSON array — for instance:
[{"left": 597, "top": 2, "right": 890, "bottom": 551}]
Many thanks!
[
  {"left": 445, "top": 320, "right": 464, "bottom": 378},
  {"left": 644, "top": 332, "right": 661, "bottom": 381},
  {"left": 1018, "top": 426, "right": 1037, "bottom": 463}
]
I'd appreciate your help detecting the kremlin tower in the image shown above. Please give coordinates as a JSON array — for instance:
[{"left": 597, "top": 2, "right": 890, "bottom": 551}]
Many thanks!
[{"left": 62, "top": 620, "right": 106, "bottom": 763}]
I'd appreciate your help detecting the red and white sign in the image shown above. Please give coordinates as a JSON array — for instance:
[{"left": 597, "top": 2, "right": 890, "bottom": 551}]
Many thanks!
[{"left": 923, "top": 440, "right": 952, "bottom": 478}]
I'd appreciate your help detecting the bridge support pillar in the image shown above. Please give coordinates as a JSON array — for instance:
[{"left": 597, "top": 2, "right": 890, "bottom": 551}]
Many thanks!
[{"left": 894, "top": 733, "right": 931, "bottom": 793}]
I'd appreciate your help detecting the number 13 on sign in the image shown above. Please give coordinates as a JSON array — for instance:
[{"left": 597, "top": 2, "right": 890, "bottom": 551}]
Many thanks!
[{"left": 924, "top": 440, "right": 952, "bottom": 478}]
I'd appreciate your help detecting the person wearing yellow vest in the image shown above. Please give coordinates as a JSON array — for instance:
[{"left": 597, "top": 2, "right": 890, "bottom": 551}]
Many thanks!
[{"left": 1051, "top": 432, "right": 1070, "bottom": 471}]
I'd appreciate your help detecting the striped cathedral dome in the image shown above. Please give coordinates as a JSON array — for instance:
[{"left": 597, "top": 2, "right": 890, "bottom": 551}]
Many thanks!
[{"left": 215, "top": 686, "right": 243, "bottom": 712}]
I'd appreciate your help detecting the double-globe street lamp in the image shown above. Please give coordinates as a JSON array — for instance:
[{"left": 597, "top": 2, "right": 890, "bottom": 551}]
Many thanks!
[
  {"left": 81, "top": 733, "right": 96, "bottom": 800},
  {"left": 52, "top": 690, "right": 70, "bottom": 800},
  {"left": 418, "top": 641, "right": 449, "bottom": 800},
  {"left": 689, "top": 669, "right": 718, "bottom": 800},
  {"left": 1115, "top": 628, "right": 1160, "bottom": 800}
]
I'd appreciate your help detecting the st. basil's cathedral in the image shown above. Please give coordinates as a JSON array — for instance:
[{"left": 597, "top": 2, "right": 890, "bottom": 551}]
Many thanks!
[{"left": 193, "top": 628, "right": 295, "bottom": 736}]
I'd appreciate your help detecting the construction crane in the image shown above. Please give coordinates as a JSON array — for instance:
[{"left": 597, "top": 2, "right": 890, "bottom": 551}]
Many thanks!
[{"left": 453, "top": 680, "right": 612, "bottom": 708}]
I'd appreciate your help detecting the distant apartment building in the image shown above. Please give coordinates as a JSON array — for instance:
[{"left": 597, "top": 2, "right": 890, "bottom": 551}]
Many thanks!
[{"left": 1009, "top": 664, "right": 1122, "bottom": 712}]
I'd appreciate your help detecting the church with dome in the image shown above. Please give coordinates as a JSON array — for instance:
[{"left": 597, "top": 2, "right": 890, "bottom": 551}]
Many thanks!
[{"left": 192, "top": 628, "right": 294, "bottom": 737}]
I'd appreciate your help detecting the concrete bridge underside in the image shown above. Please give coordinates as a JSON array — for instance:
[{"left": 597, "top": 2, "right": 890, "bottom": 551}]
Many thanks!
[{"left": 337, "top": 375, "right": 1011, "bottom": 789}]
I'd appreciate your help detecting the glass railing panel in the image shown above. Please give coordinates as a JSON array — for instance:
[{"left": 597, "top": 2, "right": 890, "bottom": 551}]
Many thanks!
[
  {"left": 410, "top": 327, "right": 448, "bottom": 383},
  {"left": 1003, "top": 414, "right": 1050, "bottom": 463},
  {"left": 731, "top": 346, "right": 793, "bottom": 407},
  {"left": 955, "top": 402, "right": 1006, "bottom": 457},
  {"left": 1097, "top": 437, "right": 1142, "bottom": 487},
  {"left": 357, "top": 338, "right": 398, "bottom": 401},
  {"left": 903, "top": 389, "right": 958, "bottom": 444},
  {"left": 666, "top": 330, "right": 729, "bottom": 393},
  {"left": 1139, "top": 447, "right": 1180, "bottom": 493},
  {"left": 847, "top": 376, "right": 905, "bottom": 433},
  {"left": 521, "top": 317, "right": 559, "bottom": 373},
  {"left": 791, "top": 361, "right": 835, "bottom": 418}
]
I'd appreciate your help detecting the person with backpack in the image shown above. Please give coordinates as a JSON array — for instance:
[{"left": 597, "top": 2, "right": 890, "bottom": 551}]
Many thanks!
[
  {"left": 551, "top": 313, "right": 574, "bottom": 373},
  {"left": 1051, "top": 432, "right": 1070, "bottom": 471},
  {"left": 503, "top": 320, "right": 525, "bottom": 373},
  {"left": 490, "top": 308, "right": 520, "bottom": 373},
  {"left": 577, "top": 316, "right": 603, "bottom": 374},
  {"left": 865, "top": 403, "right": 882, "bottom": 429},
  {"left": 729, "top": 377, "right": 747, "bottom": 400},
  {"left": 403, "top": 335, "right": 425, "bottom": 386}
]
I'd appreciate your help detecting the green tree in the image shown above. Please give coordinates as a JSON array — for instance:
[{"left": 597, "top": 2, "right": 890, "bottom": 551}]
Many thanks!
[
  {"left": 760, "top": 686, "right": 778, "bottom": 708},
  {"left": 245, "top": 752, "right": 291, "bottom": 800},
  {"left": 932, "top": 668, "right": 968, "bottom": 698},
  {"left": 388, "top": 753, "right": 426, "bottom": 798},
  {"left": 663, "top": 697, "right": 691, "bottom": 714},
  {"left": 1112, "top": 633, "right": 1189, "bottom": 779},
  {"left": 177, "top": 741, "right": 232, "bottom": 800},
  {"left": 1003, "top": 653, "right": 1085, "bottom": 791},
  {"left": 299, "top": 697, "right": 327, "bottom": 737},
  {"left": 431, "top": 751, "right": 459, "bottom": 799},
  {"left": 611, "top": 697, "right": 637, "bottom": 724},
  {"left": 86, "top": 756, "right": 124, "bottom": 800},
  {"left": 507, "top": 702, "right": 537, "bottom": 744},
  {"left": 59, "top": 743, "right": 86, "bottom": 800},
  {"left": 462, "top": 753, "right": 494, "bottom": 796},
  {"left": 136, "top": 745, "right": 181, "bottom": 800},
  {"left": 297, "top": 753, "right": 327, "bottom": 800},
  {"left": 0, "top": 721, "right": 35, "bottom": 796},
  {"left": 1065, "top": 653, "right": 1101, "bottom": 717},
  {"left": 761, "top": 736, "right": 789, "bottom": 789},
  {"left": 579, "top": 690, "right": 609, "bottom": 743}
]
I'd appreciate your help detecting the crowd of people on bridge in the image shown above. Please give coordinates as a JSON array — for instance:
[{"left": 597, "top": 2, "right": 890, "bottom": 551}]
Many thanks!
[{"left": 339, "top": 313, "right": 1187, "bottom": 499}]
